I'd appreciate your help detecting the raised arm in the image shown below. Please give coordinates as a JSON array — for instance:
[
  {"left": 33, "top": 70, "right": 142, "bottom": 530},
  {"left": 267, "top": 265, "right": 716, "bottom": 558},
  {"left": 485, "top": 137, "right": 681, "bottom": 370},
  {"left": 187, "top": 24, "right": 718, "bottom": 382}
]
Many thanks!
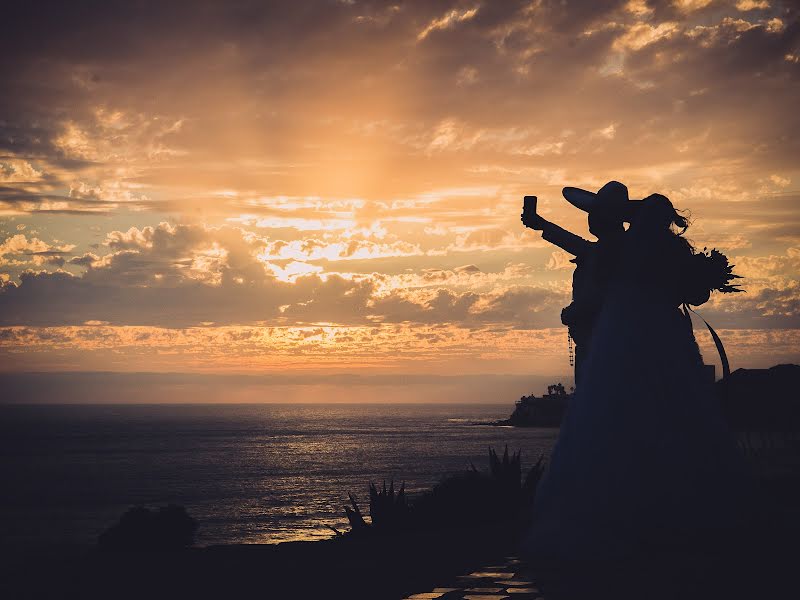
[
  {"left": 522, "top": 211, "right": 591, "bottom": 256},
  {"left": 541, "top": 220, "right": 592, "bottom": 256}
]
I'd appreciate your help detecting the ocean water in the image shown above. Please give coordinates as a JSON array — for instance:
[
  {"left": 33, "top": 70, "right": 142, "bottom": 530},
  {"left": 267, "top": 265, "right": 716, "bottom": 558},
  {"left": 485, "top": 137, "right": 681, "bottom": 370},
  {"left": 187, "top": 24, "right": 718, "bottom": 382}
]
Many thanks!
[{"left": 0, "top": 404, "right": 558, "bottom": 548}]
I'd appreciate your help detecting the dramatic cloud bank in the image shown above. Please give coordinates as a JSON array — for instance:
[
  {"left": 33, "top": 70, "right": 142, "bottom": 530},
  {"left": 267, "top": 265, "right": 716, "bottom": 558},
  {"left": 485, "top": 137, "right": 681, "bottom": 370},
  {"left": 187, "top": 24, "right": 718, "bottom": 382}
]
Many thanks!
[{"left": 1, "top": 0, "right": 798, "bottom": 381}]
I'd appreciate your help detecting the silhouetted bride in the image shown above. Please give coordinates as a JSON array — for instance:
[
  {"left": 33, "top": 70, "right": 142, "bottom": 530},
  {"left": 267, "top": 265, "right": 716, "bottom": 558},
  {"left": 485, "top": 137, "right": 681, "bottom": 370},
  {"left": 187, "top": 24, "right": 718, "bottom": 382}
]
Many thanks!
[{"left": 523, "top": 192, "right": 751, "bottom": 560}]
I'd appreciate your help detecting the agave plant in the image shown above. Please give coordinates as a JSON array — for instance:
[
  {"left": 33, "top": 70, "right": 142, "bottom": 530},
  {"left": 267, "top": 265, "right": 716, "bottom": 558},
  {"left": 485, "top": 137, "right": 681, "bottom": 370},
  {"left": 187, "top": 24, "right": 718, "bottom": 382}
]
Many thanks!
[
  {"left": 343, "top": 479, "right": 408, "bottom": 536},
  {"left": 369, "top": 480, "right": 409, "bottom": 532},
  {"left": 340, "top": 447, "right": 547, "bottom": 536},
  {"left": 344, "top": 493, "right": 369, "bottom": 533},
  {"left": 488, "top": 445, "right": 522, "bottom": 493}
]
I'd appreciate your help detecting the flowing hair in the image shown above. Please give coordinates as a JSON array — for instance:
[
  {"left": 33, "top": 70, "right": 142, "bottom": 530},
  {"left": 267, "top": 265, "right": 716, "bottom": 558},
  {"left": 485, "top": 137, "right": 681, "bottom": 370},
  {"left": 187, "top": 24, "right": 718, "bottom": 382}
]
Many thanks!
[
  {"left": 643, "top": 193, "right": 691, "bottom": 236},
  {"left": 672, "top": 209, "right": 690, "bottom": 235}
]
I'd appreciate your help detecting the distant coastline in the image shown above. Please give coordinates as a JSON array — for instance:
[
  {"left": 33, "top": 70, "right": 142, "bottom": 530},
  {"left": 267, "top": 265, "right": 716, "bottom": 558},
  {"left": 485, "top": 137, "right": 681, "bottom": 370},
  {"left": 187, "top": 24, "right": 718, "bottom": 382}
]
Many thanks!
[
  {"left": 494, "top": 382, "right": 572, "bottom": 428},
  {"left": 494, "top": 364, "right": 800, "bottom": 431}
]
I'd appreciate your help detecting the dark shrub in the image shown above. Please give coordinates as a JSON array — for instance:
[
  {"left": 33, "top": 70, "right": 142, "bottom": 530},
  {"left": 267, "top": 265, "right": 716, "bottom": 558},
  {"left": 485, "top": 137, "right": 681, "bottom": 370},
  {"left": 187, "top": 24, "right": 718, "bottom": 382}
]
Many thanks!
[{"left": 98, "top": 504, "right": 198, "bottom": 551}]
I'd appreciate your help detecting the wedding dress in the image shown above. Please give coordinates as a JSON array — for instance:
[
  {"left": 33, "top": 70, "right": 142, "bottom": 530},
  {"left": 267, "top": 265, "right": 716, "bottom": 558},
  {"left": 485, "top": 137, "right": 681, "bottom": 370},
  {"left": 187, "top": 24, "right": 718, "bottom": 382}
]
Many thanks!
[{"left": 523, "top": 227, "right": 752, "bottom": 560}]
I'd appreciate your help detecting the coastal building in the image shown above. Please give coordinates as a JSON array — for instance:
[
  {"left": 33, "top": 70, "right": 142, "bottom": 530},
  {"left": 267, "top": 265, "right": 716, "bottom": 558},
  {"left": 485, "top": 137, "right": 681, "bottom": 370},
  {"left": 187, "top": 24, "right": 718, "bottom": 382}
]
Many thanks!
[{"left": 507, "top": 383, "right": 572, "bottom": 428}]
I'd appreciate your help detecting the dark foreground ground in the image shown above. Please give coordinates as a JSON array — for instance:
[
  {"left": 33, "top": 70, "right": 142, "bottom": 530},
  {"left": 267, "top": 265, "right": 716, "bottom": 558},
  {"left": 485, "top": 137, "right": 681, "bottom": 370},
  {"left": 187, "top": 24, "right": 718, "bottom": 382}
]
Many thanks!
[
  {"left": 2, "top": 527, "right": 513, "bottom": 600},
  {"left": 3, "top": 443, "right": 799, "bottom": 600},
  {"left": 2, "top": 504, "right": 799, "bottom": 600}
]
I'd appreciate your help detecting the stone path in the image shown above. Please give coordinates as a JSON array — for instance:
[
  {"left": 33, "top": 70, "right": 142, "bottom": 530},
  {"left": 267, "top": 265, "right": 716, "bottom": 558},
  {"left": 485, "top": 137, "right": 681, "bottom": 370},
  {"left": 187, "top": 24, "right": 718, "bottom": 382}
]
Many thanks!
[
  {"left": 403, "top": 557, "right": 541, "bottom": 600},
  {"left": 400, "top": 546, "right": 798, "bottom": 600}
]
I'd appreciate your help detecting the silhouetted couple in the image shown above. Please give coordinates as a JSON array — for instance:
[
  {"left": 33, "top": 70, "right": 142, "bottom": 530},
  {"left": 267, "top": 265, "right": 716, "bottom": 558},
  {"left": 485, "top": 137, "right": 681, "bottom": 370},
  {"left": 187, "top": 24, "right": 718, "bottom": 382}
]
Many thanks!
[{"left": 520, "top": 182, "right": 752, "bottom": 560}]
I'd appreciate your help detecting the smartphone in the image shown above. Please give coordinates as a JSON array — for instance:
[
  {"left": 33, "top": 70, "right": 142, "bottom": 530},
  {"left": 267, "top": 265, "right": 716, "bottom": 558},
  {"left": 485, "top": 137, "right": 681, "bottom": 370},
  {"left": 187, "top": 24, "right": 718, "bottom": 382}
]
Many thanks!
[{"left": 523, "top": 195, "right": 537, "bottom": 213}]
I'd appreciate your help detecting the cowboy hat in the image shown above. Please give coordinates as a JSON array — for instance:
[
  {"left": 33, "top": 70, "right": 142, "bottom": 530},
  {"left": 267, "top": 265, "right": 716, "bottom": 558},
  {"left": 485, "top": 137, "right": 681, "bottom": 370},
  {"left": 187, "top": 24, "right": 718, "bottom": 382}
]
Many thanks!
[{"left": 562, "top": 181, "right": 639, "bottom": 221}]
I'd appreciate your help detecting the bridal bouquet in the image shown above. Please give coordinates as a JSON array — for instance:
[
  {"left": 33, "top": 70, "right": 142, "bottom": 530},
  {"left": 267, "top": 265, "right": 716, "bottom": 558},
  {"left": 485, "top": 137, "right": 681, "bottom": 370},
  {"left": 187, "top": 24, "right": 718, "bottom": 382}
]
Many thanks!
[{"left": 692, "top": 247, "right": 743, "bottom": 295}]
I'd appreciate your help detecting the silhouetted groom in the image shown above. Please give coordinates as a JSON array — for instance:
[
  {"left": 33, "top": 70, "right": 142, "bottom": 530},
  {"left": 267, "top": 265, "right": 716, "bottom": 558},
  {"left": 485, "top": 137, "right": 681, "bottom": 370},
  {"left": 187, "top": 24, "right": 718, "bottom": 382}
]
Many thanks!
[{"left": 522, "top": 181, "right": 632, "bottom": 384}]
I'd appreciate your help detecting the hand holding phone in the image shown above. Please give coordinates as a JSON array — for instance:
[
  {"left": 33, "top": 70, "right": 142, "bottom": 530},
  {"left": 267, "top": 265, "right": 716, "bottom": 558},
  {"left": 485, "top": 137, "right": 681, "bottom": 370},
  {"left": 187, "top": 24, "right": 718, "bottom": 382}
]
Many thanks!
[{"left": 521, "top": 195, "right": 544, "bottom": 230}]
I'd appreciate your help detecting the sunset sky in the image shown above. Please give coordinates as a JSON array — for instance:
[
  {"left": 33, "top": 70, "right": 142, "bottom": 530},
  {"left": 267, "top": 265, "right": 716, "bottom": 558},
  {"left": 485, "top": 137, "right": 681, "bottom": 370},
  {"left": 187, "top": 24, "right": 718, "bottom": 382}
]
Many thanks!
[{"left": 1, "top": 0, "right": 798, "bottom": 402}]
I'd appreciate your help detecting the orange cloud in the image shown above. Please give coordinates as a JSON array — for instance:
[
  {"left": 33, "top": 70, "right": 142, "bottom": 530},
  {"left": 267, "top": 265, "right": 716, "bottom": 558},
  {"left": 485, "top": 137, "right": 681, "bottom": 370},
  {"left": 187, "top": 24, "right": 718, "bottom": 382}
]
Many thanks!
[{"left": 0, "top": 0, "right": 797, "bottom": 382}]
